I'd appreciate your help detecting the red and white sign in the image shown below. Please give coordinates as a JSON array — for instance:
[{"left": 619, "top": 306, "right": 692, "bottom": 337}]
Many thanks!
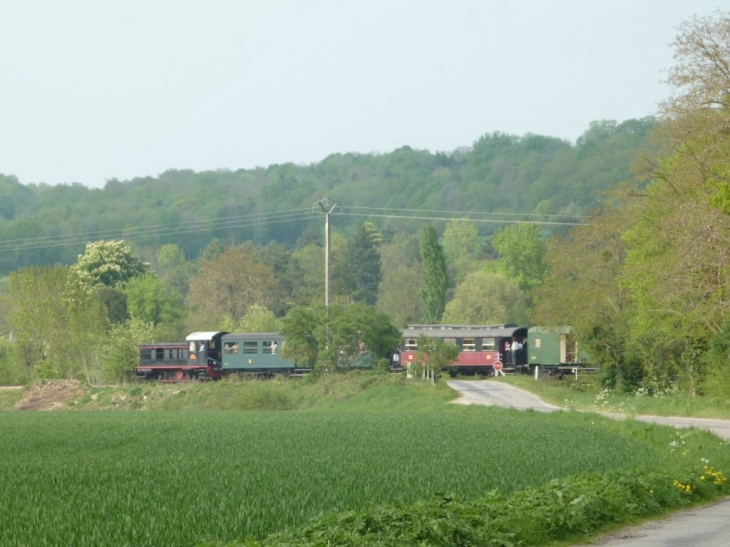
[{"left": 493, "top": 361, "right": 503, "bottom": 371}]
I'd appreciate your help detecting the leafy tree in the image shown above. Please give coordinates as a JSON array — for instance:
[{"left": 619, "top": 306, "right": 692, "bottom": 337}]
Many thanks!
[
  {"left": 379, "top": 230, "right": 421, "bottom": 278},
  {"left": 125, "top": 274, "right": 185, "bottom": 326},
  {"left": 377, "top": 265, "right": 422, "bottom": 327},
  {"left": 443, "top": 271, "right": 527, "bottom": 325},
  {"left": 280, "top": 304, "right": 401, "bottom": 372},
  {"left": 96, "top": 286, "right": 129, "bottom": 324},
  {"left": 418, "top": 226, "right": 448, "bottom": 323},
  {"left": 102, "top": 317, "right": 155, "bottom": 383},
  {"left": 155, "top": 244, "right": 190, "bottom": 296},
  {"left": 412, "top": 335, "right": 460, "bottom": 384},
  {"left": 251, "top": 242, "right": 304, "bottom": 315},
  {"left": 7, "top": 265, "right": 75, "bottom": 377},
  {"left": 442, "top": 219, "right": 481, "bottom": 286},
  {"left": 490, "top": 223, "right": 547, "bottom": 293},
  {"left": 199, "top": 239, "right": 226, "bottom": 263},
  {"left": 219, "top": 304, "right": 279, "bottom": 333},
  {"left": 291, "top": 234, "right": 349, "bottom": 306},
  {"left": 531, "top": 205, "right": 637, "bottom": 389},
  {"left": 74, "top": 240, "right": 148, "bottom": 289},
  {"left": 7, "top": 265, "right": 109, "bottom": 381},
  {"left": 346, "top": 223, "right": 382, "bottom": 305},
  {"left": 186, "top": 246, "right": 280, "bottom": 331}
]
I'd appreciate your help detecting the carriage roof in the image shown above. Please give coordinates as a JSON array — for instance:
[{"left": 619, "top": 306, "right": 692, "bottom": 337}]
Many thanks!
[
  {"left": 186, "top": 332, "right": 227, "bottom": 341},
  {"left": 402, "top": 324, "right": 527, "bottom": 339}
]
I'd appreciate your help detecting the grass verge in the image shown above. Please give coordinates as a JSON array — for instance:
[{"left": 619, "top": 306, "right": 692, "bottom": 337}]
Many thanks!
[{"left": 496, "top": 375, "right": 730, "bottom": 419}]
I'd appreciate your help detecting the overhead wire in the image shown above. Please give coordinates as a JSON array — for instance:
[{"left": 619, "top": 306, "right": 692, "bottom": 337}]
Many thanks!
[
  {"left": 0, "top": 210, "right": 320, "bottom": 253},
  {"left": 0, "top": 202, "right": 585, "bottom": 254}
]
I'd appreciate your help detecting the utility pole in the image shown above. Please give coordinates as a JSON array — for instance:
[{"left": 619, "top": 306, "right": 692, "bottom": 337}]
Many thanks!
[{"left": 316, "top": 198, "right": 339, "bottom": 307}]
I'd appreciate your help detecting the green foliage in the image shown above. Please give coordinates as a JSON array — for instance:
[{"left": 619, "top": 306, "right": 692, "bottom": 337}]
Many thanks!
[
  {"left": 531, "top": 12, "right": 730, "bottom": 393},
  {"left": 0, "top": 338, "right": 29, "bottom": 385},
  {"left": 125, "top": 273, "right": 185, "bottom": 326},
  {"left": 186, "top": 246, "right": 280, "bottom": 331},
  {"left": 280, "top": 304, "right": 401, "bottom": 371},
  {"left": 442, "top": 219, "right": 481, "bottom": 286},
  {"left": 346, "top": 224, "right": 382, "bottom": 305},
  {"left": 155, "top": 243, "right": 191, "bottom": 295},
  {"left": 6, "top": 265, "right": 109, "bottom": 381},
  {"left": 491, "top": 223, "right": 547, "bottom": 293},
  {"left": 418, "top": 226, "right": 448, "bottom": 323},
  {"left": 376, "top": 265, "right": 422, "bottom": 327},
  {"left": 102, "top": 317, "right": 154, "bottom": 383},
  {"left": 413, "top": 335, "right": 460, "bottom": 383},
  {"left": 704, "top": 320, "right": 730, "bottom": 396},
  {"left": 219, "top": 304, "right": 280, "bottom": 333},
  {"left": 443, "top": 271, "right": 527, "bottom": 325}
]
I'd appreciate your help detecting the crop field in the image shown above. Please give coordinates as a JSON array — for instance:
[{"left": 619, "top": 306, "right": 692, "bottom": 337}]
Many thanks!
[{"left": 0, "top": 406, "right": 715, "bottom": 547}]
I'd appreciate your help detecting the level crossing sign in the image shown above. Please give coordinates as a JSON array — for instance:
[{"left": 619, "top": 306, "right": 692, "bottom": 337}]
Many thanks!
[{"left": 493, "top": 361, "right": 503, "bottom": 371}]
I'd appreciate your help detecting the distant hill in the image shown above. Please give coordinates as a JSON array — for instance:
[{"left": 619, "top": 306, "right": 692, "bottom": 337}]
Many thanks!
[{"left": 0, "top": 117, "right": 655, "bottom": 276}]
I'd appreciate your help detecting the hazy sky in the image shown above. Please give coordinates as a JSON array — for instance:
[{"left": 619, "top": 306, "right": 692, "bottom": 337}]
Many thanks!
[{"left": 0, "top": 0, "right": 723, "bottom": 188}]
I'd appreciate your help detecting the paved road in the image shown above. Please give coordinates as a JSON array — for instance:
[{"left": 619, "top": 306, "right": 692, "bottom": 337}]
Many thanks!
[
  {"left": 447, "top": 379, "right": 562, "bottom": 412},
  {"left": 447, "top": 380, "right": 730, "bottom": 547}
]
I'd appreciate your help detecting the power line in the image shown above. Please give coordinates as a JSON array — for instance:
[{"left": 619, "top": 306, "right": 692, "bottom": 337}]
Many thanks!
[
  {"left": 337, "top": 212, "right": 586, "bottom": 226},
  {"left": 344, "top": 205, "right": 584, "bottom": 220},
  {"left": 0, "top": 207, "right": 314, "bottom": 248},
  {"left": 0, "top": 212, "right": 320, "bottom": 253},
  {"left": 0, "top": 203, "right": 585, "bottom": 254}
]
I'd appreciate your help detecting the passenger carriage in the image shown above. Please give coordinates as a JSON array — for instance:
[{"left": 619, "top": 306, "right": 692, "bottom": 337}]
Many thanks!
[
  {"left": 220, "top": 332, "right": 306, "bottom": 376},
  {"left": 397, "top": 324, "right": 528, "bottom": 375}
]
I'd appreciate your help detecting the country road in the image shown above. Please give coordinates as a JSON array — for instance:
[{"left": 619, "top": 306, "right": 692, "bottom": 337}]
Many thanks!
[{"left": 447, "top": 380, "right": 730, "bottom": 547}]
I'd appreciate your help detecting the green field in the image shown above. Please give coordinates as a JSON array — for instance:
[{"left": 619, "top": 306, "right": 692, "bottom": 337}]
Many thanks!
[
  {"left": 0, "top": 378, "right": 728, "bottom": 546},
  {"left": 0, "top": 407, "right": 724, "bottom": 546}
]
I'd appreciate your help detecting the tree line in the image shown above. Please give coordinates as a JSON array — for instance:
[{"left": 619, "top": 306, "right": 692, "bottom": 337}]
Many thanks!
[
  {"left": 532, "top": 11, "right": 730, "bottom": 397},
  {"left": 0, "top": 213, "right": 545, "bottom": 384}
]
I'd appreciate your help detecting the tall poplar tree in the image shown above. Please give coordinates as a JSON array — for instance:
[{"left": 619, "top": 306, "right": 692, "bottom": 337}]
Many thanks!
[{"left": 418, "top": 226, "right": 448, "bottom": 323}]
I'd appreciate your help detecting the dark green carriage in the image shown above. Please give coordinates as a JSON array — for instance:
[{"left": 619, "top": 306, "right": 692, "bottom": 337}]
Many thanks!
[
  {"left": 527, "top": 326, "right": 590, "bottom": 376},
  {"left": 220, "top": 333, "right": 304, "bottom": 376}
]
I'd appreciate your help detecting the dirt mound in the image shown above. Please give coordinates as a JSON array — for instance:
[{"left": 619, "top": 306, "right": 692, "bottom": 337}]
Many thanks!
[{"left": 15, "top": 380, "right": 84, "bottom": 410}]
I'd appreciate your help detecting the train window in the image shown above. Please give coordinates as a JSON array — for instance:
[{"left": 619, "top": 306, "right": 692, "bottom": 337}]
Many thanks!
[
  {"left": 243, "top": 342, "right": 258, "bottom": 354},
  {"left": 189, "top": 341, "right": 196, "bottom": 353},
  {"left": 155, "top": 348, "right": 164, "bottom": 360},
  {"left": 141, "top": 349, "right": 151, "bottom": 360},
  {"left": 462, "top": 338, "right": 476, "bottom": 352},
  {"left": 405, "top": 338, "right": 417, "bottom": 351},
  {"left": 263, "top": 341, "right": 279, "bottom": 354},
  {"left": 224, "top": 342, "right": 239, "bottom": 354},
  {"left": 482, "top": 338, "right": 495, "bottom": 351}
]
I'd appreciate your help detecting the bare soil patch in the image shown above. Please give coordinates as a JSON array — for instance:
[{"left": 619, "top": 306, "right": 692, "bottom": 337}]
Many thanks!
[{"left": 15, "top": 380, "right": 83, "bottom": 410}]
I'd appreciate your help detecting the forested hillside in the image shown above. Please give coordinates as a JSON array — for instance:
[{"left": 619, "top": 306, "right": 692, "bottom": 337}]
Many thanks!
[{"left": 0, "top": 117, "right": 653, "bottom": 275}]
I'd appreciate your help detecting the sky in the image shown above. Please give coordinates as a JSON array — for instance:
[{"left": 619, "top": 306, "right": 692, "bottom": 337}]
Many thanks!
[{"left": 0, "top": 0, "right": 724, "bottom": 189}]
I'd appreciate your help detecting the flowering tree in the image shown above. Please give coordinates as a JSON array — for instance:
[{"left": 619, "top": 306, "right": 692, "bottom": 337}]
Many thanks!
[{"left": 74, "top": 240, "right": 148, "bottom": 289}]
